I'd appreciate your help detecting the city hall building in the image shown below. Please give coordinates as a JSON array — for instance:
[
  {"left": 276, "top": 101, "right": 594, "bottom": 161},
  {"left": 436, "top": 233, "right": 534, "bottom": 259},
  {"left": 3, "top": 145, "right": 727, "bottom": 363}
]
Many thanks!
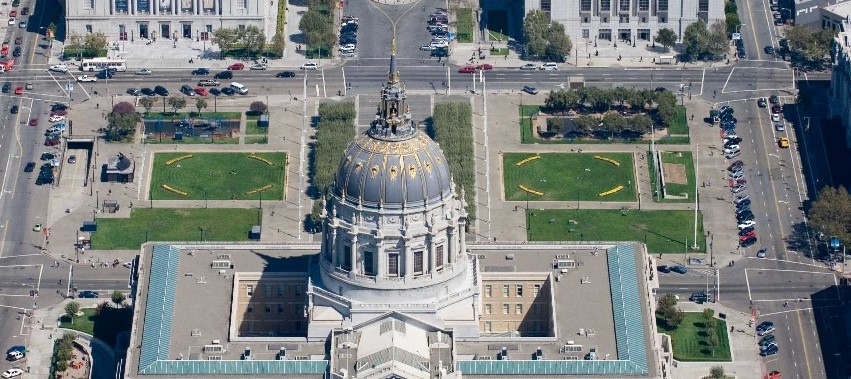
[
  {"left": 482, "top": 0, "right": 724, "bottom": 47},
  {"left": 64, "top": 0, "right": 277, "bottom": 43}
]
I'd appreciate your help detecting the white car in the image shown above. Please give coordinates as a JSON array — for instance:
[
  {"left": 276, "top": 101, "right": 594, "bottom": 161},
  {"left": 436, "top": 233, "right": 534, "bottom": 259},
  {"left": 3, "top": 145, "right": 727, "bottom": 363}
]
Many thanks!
[
  {"left": 723, "top": 145, "right": 740, "bottom": 154},
  {"left": 18, "top": 21, "right": 26, "bottom": 29},
  {"left": 49, "top": 115, "right": 66, "bottom": 123},
  {"left": 420, "top": 44, "right": 433, "bottom": 51},
  {"left": 341, "top": 43, "right": 356, "bottom": 51},
  {"left": 300, "top": 62, "right": 319, "bottom": 70},
  {"left": 249, "top": 63, "right": 268, "bottom": 70},
  {"left": 520, "top": 63, "right": 537, "bottom": 70},
  {"left": 540, "top": 62, "right": 559, "bottom": 70},
  {"left": 2, "top": 369, "right": 23, "bottom": 379},
  {"left": 49, "top": 64, "right": 68, "bottom": 73},
  {"left": 738, "top": 220, "right": 756, "bottom": 230},
  {"left": 771, "top": 113, "right": 780, "bottom": 122},
  {"left": 77, "top": 75, "right": 97, "bottom": 82},
  {"left": 136, "top": 68, "right": 153, "bottom": 75},
  {"left": 7, "top": 18, "right": 15, "bottom": 25},
  {"left": 430, "top": 41, "right": 449, "bottom": 48}
]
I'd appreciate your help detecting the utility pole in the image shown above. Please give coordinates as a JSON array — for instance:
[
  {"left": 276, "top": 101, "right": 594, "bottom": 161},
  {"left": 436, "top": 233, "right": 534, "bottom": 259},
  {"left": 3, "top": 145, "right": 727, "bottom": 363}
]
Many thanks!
[{"left": 692, "top": 144, "right": 700, "bottom": 250}]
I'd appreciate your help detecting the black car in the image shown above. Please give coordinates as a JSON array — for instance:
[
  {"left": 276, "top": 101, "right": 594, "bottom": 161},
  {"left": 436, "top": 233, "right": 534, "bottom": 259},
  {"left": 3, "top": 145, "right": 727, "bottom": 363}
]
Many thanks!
[
  {"left": 769, "top": 95, "right": 779, "bottom": 104},
  {"left": 127, "top": 88, "right": 141, "bottom": 96},
  {"left": 40, "top": 152, "right": 55, "bottom": 160},
  {"left": 738, "top": 226, "right": 755, "bottom": 235},
  {"left": 180, "top": 84, "right": 194, "bottom": 95},
  {"left": 760, "top": 344, "right": 779, "bottom": 356},
  {"left": 736, "top": 206, "right": 751, "bottom": 215},
  {"left": 737, "top": 211, "right": 754, "bottom": 221},
  {"left": 726, "top": 136, "right": 743, "bottom": 144},
  {"left": 51, "top": 104, "right": 68, "bottom": 112},
  {"left": 764, "top": 46, "right": 775, "bottom": 55},
  {"left": 275, "top": 71, "right": 296, "bottom": 78},
  {"left": 214, "top": 70, "right": 233, "bottom": 80},
  {"left": 141, "top": 87, "right": 155, "bottom": 96},
  {"left": 154, "top": 85, "right": 169, "bottom": 96},
  {"left": 724, "top": 140, "right": 740, "bottom": 149},
  {"left": 740, "top": 236, "right": 758, "bottom": 247},
  {"left": 736, "top": 199, "right": 752, "bottom": 209},
  {"left": 77, "top": 290, "right": 99, "bottom": 298},
  {"left": 757, "top": 98, "right": 767, "bottom": 107},
  {"left": 24, "top": 162, "right": 35, "bottom": 172},
  {"left": 728, "top": 160, "right": 744, "bottom": 171},
  {"left": 657, "top": 265, "right": 671, "bottom": 273},
  {"left": 779, "top": 39, "right": 788, "bottom": 48},
  {"left": 2, "top": 83, "right": 10, "bottom": 93},
  {"left": 10, "top": 105, "right": 18, "bottom": 114},
  {"left": 689, "top": 292, "right": 709, "bottom": 303},
  {"left": 209, "top": 88, "right": 221, "bottom": 96},
  {"left": 191, "top": 68, "right": 210, "bottom": 75},
  {"left": 759, "top": 334, "right": 776, "bottom": 347},
  {"left": 97, "top": 70, "right": 114, "bottom": 79},
  {"left": 221, "top": 87, "right": 235, "bottom": 96},
  {"left": 12, "top": 46, "right": 21, "bottom": 57}
]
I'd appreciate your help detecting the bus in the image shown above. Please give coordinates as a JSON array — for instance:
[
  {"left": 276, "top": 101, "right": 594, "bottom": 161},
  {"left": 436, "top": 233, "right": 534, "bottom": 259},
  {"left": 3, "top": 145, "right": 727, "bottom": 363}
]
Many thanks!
[{"left": 80, "top": 58, "right": 127, "bottom": 72}]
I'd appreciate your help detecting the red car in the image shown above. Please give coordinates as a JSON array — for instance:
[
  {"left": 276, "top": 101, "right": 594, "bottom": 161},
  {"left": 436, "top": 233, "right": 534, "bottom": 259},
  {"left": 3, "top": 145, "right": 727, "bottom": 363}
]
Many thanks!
[
  {"left": 739, "top": 231, "right": 756, "bottom": 240},
  {"left": 14, "top": 37, "right": 21, "bottom": 45},
  {"left": 194, "top": 87, "right": 208, "bottom": 96},
  {"left": 1, "top": 44, "right": 8, "bottom": 56},
  {"left": 28, "top": 118, "right": 38, "bottom": 126},
  {"left": 765, "top": 371, "right": 781, "bottom": 379},
  {"left": 9, "top": 11, "right": 17, "bottom": 17},
  {"left": 50, "top": 110, "right": 67, "bottom": 117},
  {"left": 227, "top": 63, "right": 244, "bottom": 70},
  {"left": 476, "top": 63, "right": 493, "bottom": 70},
  {"left": 458, "top": 65, "right": 476, "bottom": 73},
  {"left": 14, "top": 86, "right": 22, "bottom": 95}
]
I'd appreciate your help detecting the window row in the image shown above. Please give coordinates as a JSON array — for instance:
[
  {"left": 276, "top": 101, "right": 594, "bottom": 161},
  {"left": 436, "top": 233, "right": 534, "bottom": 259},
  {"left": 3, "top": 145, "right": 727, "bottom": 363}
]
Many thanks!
[{"left": 484, "top": 284, "right": 541, "bottom": 298}]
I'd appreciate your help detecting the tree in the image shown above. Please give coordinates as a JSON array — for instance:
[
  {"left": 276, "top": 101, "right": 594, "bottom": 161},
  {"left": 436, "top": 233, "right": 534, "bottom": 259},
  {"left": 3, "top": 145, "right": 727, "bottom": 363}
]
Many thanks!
[
  {"left": 139, "top": 97, "right": 155, "bottom": 114},
  {"left": 707, "top": 20, "right": 729, "bottom": 55},
  {"left": 657, "top": 293, "right": 684, "bottom": 327},
  {"left": 808, "top": 186, "right": 851, "bottom": 245},
  {"left": 601, "top": 112, "right": 626, "bottom": 136},
  {"left": 82, "top": 32, "right": 108, "bottom": 57},
  {"left": 195, "top": 98, "right": 208, "bottom": 114},
  {"left": 629, "top": 114, "right": 653, "bottom": 134},
  {"left": 710, "top": 365, "right": 725, "bottom": 379},
  {"left": 523, "top": 10, "right": 550, "bottom": 57},
  {"left": 545, "top": 21, "right": 573, "bottom": 62},
  {"left": 167, "top": 96, "right": 187, "bottom": 114},
  {"left": 212, "top": 28, "right": 239, "bottom": 58},
  {"left": 785, "top": 25, "right": 835, "bottom": 66},
  {"left": 249, "top": 101, "right": 268, "bottom": 115},
  {"left": 243, "top": 25, "right": 266, "bottom": 56},
  {"left": 573, "top": 115, "right": 599, "bottom": 134},
  {"left": 95, "top": 301, "right": 108, "bottom": 316},
  {"left": 707, "top": 328, "right": 720, "bottom": 356},
  {"left": 683, "top": 19, "right": 709, "bottom": 58},
  {"left": 271, "top": 32, "right": 286, "bottom": 53},
  {"left": 64, "top": 301, "right": 80, "bottom": 324},
  {"left": 726, "top": 11, "right": 741, "bottom": 36},
  {"left": 545, "top": 118, "right": 562, "bottom": 134},
  {"left": 657, "top": 102, "right": 679, "bottom": 126},
  {"left": 299, "top": 9, "right": 334, "bottom": 49},
  {"left": 545, "top": 90, "right": 579, "bottom": 114},
  {"left": 105, "top": 104, "right": 141, "bottom": 142},
  {"left": 656, "top": 28, "right": 678, "bottom": 51},
  {"left": 111, "top": 290, "right": 126, "bottom": 306},
  {"left": 112, "top": 101, "right": 136, "bottom": 115}
]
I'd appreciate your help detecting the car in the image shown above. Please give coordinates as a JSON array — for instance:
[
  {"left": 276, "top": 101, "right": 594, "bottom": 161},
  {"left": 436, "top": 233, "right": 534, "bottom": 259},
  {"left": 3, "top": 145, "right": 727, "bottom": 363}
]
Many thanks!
[
  {"left": 5, "top": 350, "right": 23, "bottom": 361},
  {"left": 29, "top": 118, "right": 38, "bottom": 126},
  {"left": 657, "top": 265, "right": 671, "bottom": 273},
  {"left": 728, "top": 170, "right": 744, "bottom": 179},
  {"left": 739, "top": 226, "right": 755, "bottom": 236},
  {"left": 221, "top": 87, "right": 235, "bottom": 96},
  {"left": 724, "top": 140, "right": 740, "bottom": 149},
  {"left": 194, "top": 87, "right": 208, "bottom": 96},
  {"left": 759, "top": 334, "right": 776, "bottom": 347},
  {"left": 214, "top": 71, "right": 233, "bottom": 79},
  {"left": 725, "top": 150, "right": 741, "bottom": 159},
  {"left": 14, "top": 86, "right": 22, "bottom": 95},
  {"left": 756, "top": 321, "right": 774, "bottom": 332},
  {"left": 154, "top": 85, "right": 169, "bottom": 96},
  {"left": 197, "top": 79, "right": 220, "bottom": 87},
  {"left": 740, "top": 236, "right": 758, "bottom": 247},
  {"left": 736, "top": 211, "right": 754, "bottom": 221},
  {"left": 18, "top": 20, "right": 26, "bottom": 29},
  {"left": 732, "top": 183, "right": 747, "bottom": 193},
  {"left": 13, "top": 37, "right": 22, "bottom": 45},
  {"left": 77, "top": 290, "right": 99, "bottom": 298},
  {"left": 140, "top": 87, "right": 155, "bottom": 96},
  {"left": 420, "top": 44, "right": 434, "bottom": 51},
  {"left": 760, "top": 341, "right": 778, "bottom": 351},
  {"left": 1, "top": 43, "right": 8, "bottom": 56},
  {"left": 689, "top": 292, "right": 709, "bottom": 303},
  {"left": 2, "top": 83, "right": 10, "bottom": 93},
  {"left": 728, "top": 161, "right": 744, "bottom": 172},
  {"left": 24, "top": 162, "right": 35, "bottom": 172},
  {"left": 458, "top": 65, "right": 476, "bottom": 73},
  {"left": 11, "top": 46, "right": 20, "bottom": 57},
  {"left": 7, "top": 18, "right": 15, "bottom": 26},
  {"left": 275, "top": 71, "right": 295, "bottom": 78},
  {"left": 21, "top": 7, "right": 28, "bottom": 15},
  {"left": 757, "top": 98, "right": 768, "bottom": 107},
  {"left": 765, "top": 370, "right": 781, "bottom": 379},
  {"left": 740, "top": 231, "right": 756, "bottom": 240},
  {"left": 522, "top": 85, "right": 539, "bottom": 95},
  {"left": 227, "top": 62, "right": 245, "bottom": 70},
  {"left": 670, "top": 265, "right": 688, "bottom": 274},
  {"left": 430, "top": 41, "right": 448, "bottom": 49},
  {"left": 77, "top": 75, "right": 97, "bottom": 82},
  {"left": 760, "top": 345, "right": 779, "bottom": 356},
  {"left": 191, "top": 68, "right": 210, "bottom": 75},
  {"left": 769, "top": 95, "right": 779, "bottom": 104},
  {"left": 476, "top": 63, "right": 494, "bottom": 70},
  {"left": 771, "top": 104, "right": 782, "bottom": 114},
  {"left": 51, "top": 104, "right": 68, "bottom": 112},
  {"left": 341, "top": 43, "right": 356, "bottom": 51},
  {"left": 757, "top": 248, "right": 768, "bottom": 258},
  {"left": 10, "top": 105, "right": 18, "bottom": 114},
  {"left": 2, "top": 368, "right": 23, "bottom": 378},
  {"left": 738, "top": 221, "right": 757, "bottom": 231},
  {"left": 773, "top": 123, "right": 785, "bottom": 131},
  {"left": 180, "top": 84, "right": 195, "bottom": 96},
  {"left": 49, "top": 64, "right": 68, "bottom": 73},
  {"left": 736, "top": 203, "right": 751, "bottom": 213},
  {"left": 68, "top": 155, "right": 76, "bottom": 164},
  {"left": 97, "top": 70, "right": 114, "bottom": 79},
  {"left": 340, "top": 51, "right": 356, "bottom": 58},
  {"left": 540, "top": 62, "right": 559, "bottom": 70},
  {"left": 127, "top": 88, "right": 141, "bottom": 96},
  {"left": 209, "top": 88, "right": 221, "bottom": 96},
  {"left": 765, "top": 46, "right": 776, "bottom": 55},
  {"left": 249, "top": 63, "right": 268, "bottom": 70},
  {"left": 9, "top": 11, "right": 16, "bottom": 18},
  {"left": 520, "top": 63, "right": 537, "bottom": 70},
  {"left": 136, "top": 68, "right": 152, "bottom": 75},
  {"left": 725, "top": 136, "right": 742, "bottom": 144},
  {"left": 49, "top": 115, "right": 65, "bottom": 123},
  {"left": 778, "top": 137, "right": 789, "bottom": 148},
  {"left": 723, "top": 146, "right": 740, "bottom": 154},
  {"left": 734, "top": 195, "right": 750, "bottom": 205},
  {"left": 301, "top": 62, "right": 319, "bottom": 70}
]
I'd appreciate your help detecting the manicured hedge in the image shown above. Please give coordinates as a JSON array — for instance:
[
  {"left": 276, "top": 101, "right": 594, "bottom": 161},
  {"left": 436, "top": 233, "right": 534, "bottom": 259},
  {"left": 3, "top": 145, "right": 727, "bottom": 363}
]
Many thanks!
[
  {"left": 432, "top": 102, "right": 476, "bottom": 220},
  {"left": 312, "top": 101, "right": 356, "bottom": 195}
]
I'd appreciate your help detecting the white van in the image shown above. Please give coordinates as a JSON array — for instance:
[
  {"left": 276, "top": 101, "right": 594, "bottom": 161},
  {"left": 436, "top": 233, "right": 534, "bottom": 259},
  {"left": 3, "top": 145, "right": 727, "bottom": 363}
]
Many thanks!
[{"left": 230, "top": 82, "right": 248, "bottom": 95}]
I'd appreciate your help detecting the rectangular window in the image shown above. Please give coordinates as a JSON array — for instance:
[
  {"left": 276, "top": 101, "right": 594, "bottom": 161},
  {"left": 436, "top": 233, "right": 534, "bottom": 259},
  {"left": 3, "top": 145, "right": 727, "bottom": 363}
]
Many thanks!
[
  {"left": 658, "top": 0, "right": 668, "bottom": 12},
  {"left": 601, "top": 0, "right": 611, "bottom": 12},
  {"left": 534, "top": 284, "right": 541, "bottom": 296},
  {"left": 84, "top": 0, "right": 94, "bottom": 9},
  {"left": 295, "top": 285, "right": 302, "bottom": 297},
  {"left": 485, "top": 321, "right": 492, "bottom": 332},
  {"left": 516, "top": 285, "right": 523, "bottom": 297},
  {"left": 363, "top": 251, "right": 375, "bottom": 276},
  {"left": 343, "top": 245, "right": 352, "bottom": 270},
  {"left": 414, "top": 251, "right": 424, "bottom": 274},
  {"left": 599, "top": 29, "right": 612, "bottom": 40},
  {"left": 265, "top": 305, "right": 271, "bottom": 313},
  {"left": 502, "top": 285, "right": 509, "bottom": 297},
  {"left": 516, "top": 304, "right": 523, "bottom": 314},
  {"left": 206, "top": 25, "right": 213, "bottom": 33},
  {"left": 388, "top": 254, "right": 399, "bottom": 276},
  {"left": 619, "top": 0, "right": 630, "bottom": 11},
  {"left": 502, "top": 304, "right": 509, "bottom": 314},
  {"left": 581, "top": 0, "right": 592, "bottom": 12},
  {"left": 85, "top": 25, "right": 93, "bottom": 33},
  {"left": 639, "top": 0, "right": 650, "bottom": 11},
  {"left": 436, "top": 245, "right": 444, "bottom": 268},
  {"left": 582, "top": 29, "right": 590, "bottom": 38},
  {"left": 540, "top": 0, "right": 551, "bottom": 12},
  {"left": 264, "top": 285, "right": 271, "bottom": 297},
  {"left": 485, "top": 304, "right": 492, "bottom": 314},
  {"left": 278, "top": 285, "right": 284, "bottom": 296},
  {"left": 485, "top": 285, "right": 492, "bottom": 297},
  {"left": 698, "top": 0, "right": 709, "bottom": 12},
  {"left": 247, "top": 305, "right": 253, "bottom": 313},
  {"left": 246, "top": 285, "right": 253, "bottom": 296},
  {"left": 278, "top": 304, "right": 284, "bottom": 313},
  {"left": 620, "top": 15, "right": 630, "bottom": 23},
  {"left": 236, "top": 0, "right": 247, "bottom": 8}
]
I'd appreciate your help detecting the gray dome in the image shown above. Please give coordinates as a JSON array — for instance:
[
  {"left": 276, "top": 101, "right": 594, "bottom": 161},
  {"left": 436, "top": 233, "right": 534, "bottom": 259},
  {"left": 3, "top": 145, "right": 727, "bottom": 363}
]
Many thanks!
[
  {"left": 334, "top": 130, "right": 453, "bottom": 208},
  {"left": 116, "top": 155, "right": 132, "bottom": 171}
]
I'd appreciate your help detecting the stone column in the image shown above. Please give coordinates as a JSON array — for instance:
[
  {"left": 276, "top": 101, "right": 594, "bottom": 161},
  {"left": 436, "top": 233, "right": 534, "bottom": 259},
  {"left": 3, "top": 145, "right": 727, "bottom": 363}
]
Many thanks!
[
  {"left": 428, "top": 236, "right": 436, "bottom": 273},
  {"left": 196, "top": 0, "right": 200, "bottom": 15},
  {"left": 174, "top": 0, "right": 179, "bottom": 15},
  {"left": 330, "top": 228, "right": 338, "bottom": 267},
  {"left": 447, "top": 227, "right": 455, "bottom": 265},
  {"left": 376, "top": 243, "right": 385, "bottom": 278},
  {"left": 350, "top": 234, "right": 358, "bottom": 274},
  {"left": 404, "top": 245, "right": 412, "bottom": 277},
  {"left": 130, "top": 0, "right": 135, "bottom": 15},
  {"left": 153, "top": 0, "right": 158, "bottom": 15},
  {"left": 110, "top": 0, "right": 115, "bottom": 15},
  {"left": 458, "top": 221, "right": 467, "bottom": 258}
]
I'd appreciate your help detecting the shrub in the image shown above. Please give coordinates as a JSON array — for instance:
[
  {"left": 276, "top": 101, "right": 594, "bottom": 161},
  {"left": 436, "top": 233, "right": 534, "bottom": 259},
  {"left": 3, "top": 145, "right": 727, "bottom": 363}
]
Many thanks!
[
  {"left": 311, "top": 102, "right": 356, "bottom": 196},
  {"left": 431, "top": 102, "right": 476, "bottom": 220}
]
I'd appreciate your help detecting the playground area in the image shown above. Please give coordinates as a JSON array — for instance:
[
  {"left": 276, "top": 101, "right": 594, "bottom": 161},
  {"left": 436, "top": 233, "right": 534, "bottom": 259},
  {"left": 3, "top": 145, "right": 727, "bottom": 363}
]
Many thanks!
[{"left": 143, "top": 116, "right": 240, "bottom": 143}]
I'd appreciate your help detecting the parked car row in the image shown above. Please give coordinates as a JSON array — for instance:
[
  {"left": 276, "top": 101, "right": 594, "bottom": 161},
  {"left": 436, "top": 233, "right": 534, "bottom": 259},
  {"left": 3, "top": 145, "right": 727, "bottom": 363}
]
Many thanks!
[
  {"left": 426, "top": 10, "right": 450, "bottom": 58},
  {"left": 716, "top": 105, "right": 759, "bottom": 247},
  {"left": 760, "top": 95, "right": 791, "bottom": 148},
  {"left": 127, "top": 82, "right": 249, "bottom": 97},
  {"left": 519, "top": 62, "right": 559, "bottom": 70},
  {"left": 756, "top": 322, "right": 779, "bottom": 356},
  {"left": 339, "top": 15, "right": 358, "bottom": 58}
]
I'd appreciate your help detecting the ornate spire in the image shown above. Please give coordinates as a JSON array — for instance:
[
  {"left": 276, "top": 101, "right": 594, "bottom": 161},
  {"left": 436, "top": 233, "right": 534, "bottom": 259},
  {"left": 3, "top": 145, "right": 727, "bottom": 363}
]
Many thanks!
[{"left": 389, "top": 38, "right": 399, "bottom": 84}]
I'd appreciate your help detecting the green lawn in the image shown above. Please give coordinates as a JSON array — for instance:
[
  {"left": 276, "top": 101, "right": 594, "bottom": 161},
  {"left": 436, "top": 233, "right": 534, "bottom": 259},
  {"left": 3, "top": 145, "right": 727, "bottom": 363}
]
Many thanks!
[
  {"left": 487, "top": 29, "right": 509, "bottom": 42},
  {"left": 246, "top": 114, "right": 268, "bottom": 135},
  {"left": 657, "top": 312, "right": 731, "bottom": 361},
  {"left": 143, "top": 111, "right": 240, "bottom": 121},
  {"left": 59, "top": 307, "right": 133, "bottom": 346},
  {"left": 245, "top": 135, "right": 268, "bottom": 144},
  {"left": 648, "top": 151, "right": 696, "bottom": 203},
  {"left": 504, "top": 153, "right": 636, "bottom": 202},
  {"left": 527, "top": 209, "right": 706, "bottom": 253},
  {"left": 667, "top": 106, "right": 689, "bottom": 135},
  {"left": 489, "top": 47, "right": 510, "bottom": 56},
  {"left": 456, "top": 8, "right": 475, "bottom": 43},
  {"left": 91, "top": 208, "right": 260, "bottom": 249},
  {"left": 150, "top": 152, "right": 286, "bottom": 200}
]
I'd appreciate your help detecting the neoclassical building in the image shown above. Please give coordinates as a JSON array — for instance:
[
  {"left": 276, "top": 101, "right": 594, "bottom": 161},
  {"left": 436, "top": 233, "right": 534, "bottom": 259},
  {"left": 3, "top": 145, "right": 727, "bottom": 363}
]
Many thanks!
[{"left": 64, "top": 0, "right": 277, "bottom": 42}]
